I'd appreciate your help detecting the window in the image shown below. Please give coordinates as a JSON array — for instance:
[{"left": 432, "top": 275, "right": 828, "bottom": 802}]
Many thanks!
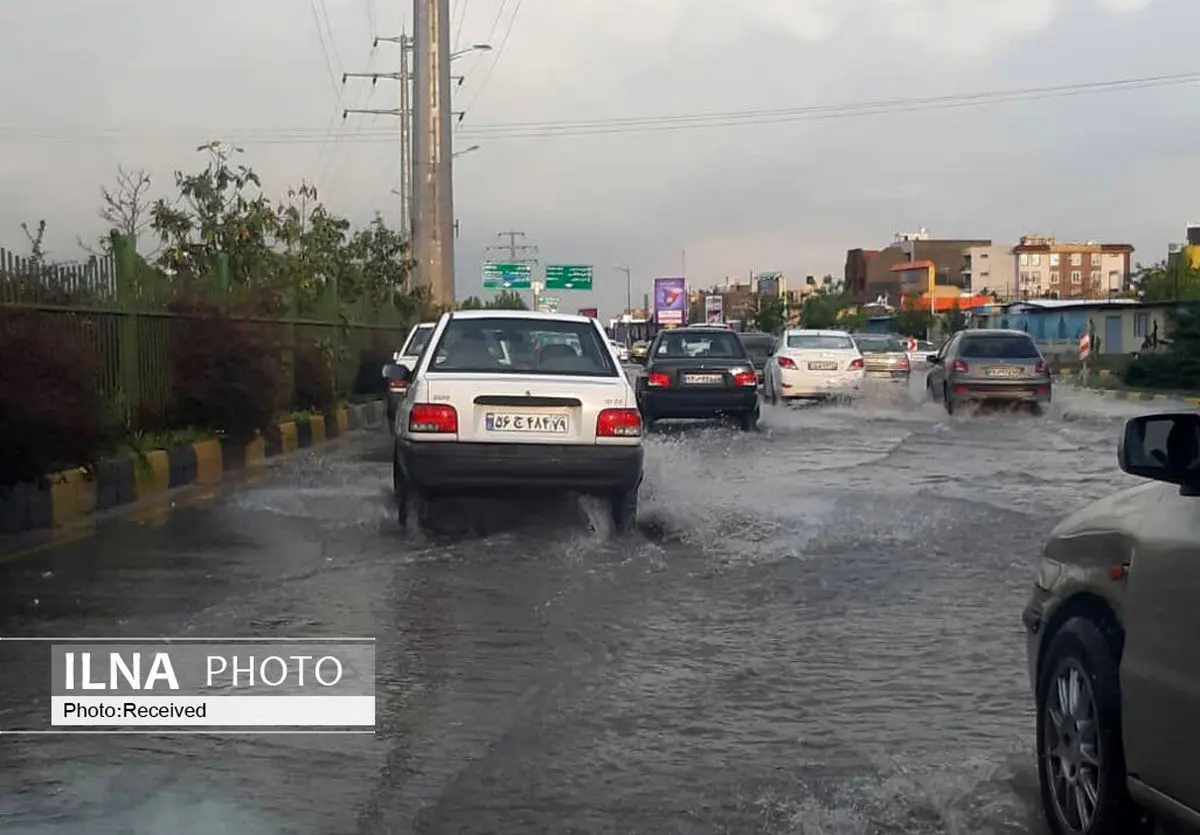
[
  {"left": 785, "top": 333, "right": 855, "bottom": 350},
  {"left": 1134, "top": 312, "right": 1150, "bottom": 337},
  {"left": 656, "top": 330, "right": 748, "bottom": 359},
  {"left": 428, "top": 316, "right": 618, "bottom": 376},
  {"left": 1070, "top": 253, "right": 1082, "bottom": 266},
  {"left": 400, "top": 325, "right": 433, "bottom": 357},
  {"left": 1049, "top": 253, "right": 1060, "bottom": 266},
  {"left": 853, "top": 335, "right": 905, "bottom": 353},
  {"left": 1020, "top": 271, "right": 1030, "bottom": 284},
  {"left": 1050, "top": 271, "right": 1060, "bottom": 283},
  {"left": 1030, "top": 254, "right": 1041, "bottom": 266},
  {"left": 1070, "top": 270, "right": 1082, "bottom": 284},
  {"left": 737, "top": 334, "right": 777, "bottom": 361},
  {"left": 1090, "top": 270, "right": 1101, "bottom": 283},
  {"left": 1091, "top": 253, "right": 1102, "bottom": 266},
  {"left": 959, "top": 335, "right": 1040, "bottom": 359},
  {"left": 1019, "top": 253, "right": 1029, "bottom": 265}
]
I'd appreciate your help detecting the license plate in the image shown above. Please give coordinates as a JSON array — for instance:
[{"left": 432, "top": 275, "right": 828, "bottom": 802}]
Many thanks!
[
  {"left": 683, "top": 373, "right": 723, "bottom": 384},
  {"left": 985, "top": 366, "right": 1022, "bottom": 378},
  {"left": 485, "top": 413, "right": 568, "bottom": 433},
  {"left": 808, "top": 361, "right": 838, "bottom": 371}
]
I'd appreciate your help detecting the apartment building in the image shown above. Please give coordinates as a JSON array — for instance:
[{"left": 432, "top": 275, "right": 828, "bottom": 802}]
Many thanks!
[
  {"left": 1011, "top": 234, "right": 1133, "bottom": 300},
  {"left": 962, "top": 245, "right": 1017, "bottom": 299},
  {"left": 845, "top": 233, "right": 991, "bottom": 303}
]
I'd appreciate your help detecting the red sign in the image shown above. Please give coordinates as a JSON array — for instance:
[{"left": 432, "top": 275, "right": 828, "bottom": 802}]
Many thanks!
[{"left": 577, "top": 307, "right": 598, "bottom": 318}]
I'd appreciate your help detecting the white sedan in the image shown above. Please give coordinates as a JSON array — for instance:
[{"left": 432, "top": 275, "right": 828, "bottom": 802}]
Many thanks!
[
  {"left": 384, "top": 310, "right": 644, "bottom": 533},
  {"left": 762, "top": 328, "right": 865, "bottom": 403},
  {"left": 609, "top": 340, "right": 630, "bottom": 362}
]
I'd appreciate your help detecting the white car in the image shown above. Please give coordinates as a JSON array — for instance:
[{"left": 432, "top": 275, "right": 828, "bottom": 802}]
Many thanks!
[
  {"left": 384, "top": 310, "right": 644, "bottom": 533},
  {"left": 763, "top": 328, "right": 865, "bottom": 403},
  {"left": 609, "top": 340, "right": 630, "bottom": 362},
  {"left": 388, "top": 321, "right": 438, "bottom": 430}
]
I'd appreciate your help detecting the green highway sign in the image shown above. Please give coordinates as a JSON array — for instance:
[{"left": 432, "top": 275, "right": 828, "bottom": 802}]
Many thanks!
[
  {"left": 544, "top": 264, "right": 593, "bottom": 290},
  {"left": 482, "top": 261, "right": 532, "bottom": 289},
  {"left": 536, "top": 296, "right": 560, "bottom": 313}
]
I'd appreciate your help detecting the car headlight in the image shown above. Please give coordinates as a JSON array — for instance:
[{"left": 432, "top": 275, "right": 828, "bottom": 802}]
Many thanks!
[{"left": 1035, "top": 558, "right": 1065, "bottom": 591}]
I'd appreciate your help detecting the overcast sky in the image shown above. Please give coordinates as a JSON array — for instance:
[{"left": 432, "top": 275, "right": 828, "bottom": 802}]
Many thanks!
[{"left": 1, "top": 0, "right": 1196, "bottom": 316}]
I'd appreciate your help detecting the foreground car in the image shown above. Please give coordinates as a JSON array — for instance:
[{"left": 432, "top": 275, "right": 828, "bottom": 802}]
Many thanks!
[
  {"left": 385, "top": 310, "right": 644, "bottom": 532},
  {"left": 636, "top": 325, "right": 760, "bottom": 430},
  {"left": 1024, "top": 410, "right": 1200, "bottom": 835},
  {"left": 763, "top": 329, "right": 864, "bottom": 403},
  {"left": 387, "top": 321, "right": 435, "bottom": 429},
  {"left": 926, "top": 329, "right": 1051, "bottom": 414},
  {"left": 852, "top": 333, "right": 911, "bottom": 379},
  {"left": 737, "top": 331, "right": 777, "bottom": 387}
]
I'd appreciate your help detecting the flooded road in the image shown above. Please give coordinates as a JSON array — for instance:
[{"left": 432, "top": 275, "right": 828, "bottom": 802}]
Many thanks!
[{"left": 0, "top": 379, "right": 1171, "bottom": 834}]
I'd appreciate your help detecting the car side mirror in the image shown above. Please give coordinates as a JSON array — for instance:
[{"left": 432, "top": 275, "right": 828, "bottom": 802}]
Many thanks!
[
  {"left": 382, "top": 363, "right": 411, "bottom": 383},
  {"left": 926, "top": 354, "right": 941, "bottom": 364},
  {"left": 1118, "top": 412, "right": 1200, "bottom": 490}
]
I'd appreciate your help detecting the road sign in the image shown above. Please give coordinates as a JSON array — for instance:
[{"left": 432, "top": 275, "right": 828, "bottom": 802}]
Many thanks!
[
  {"left": 544, "top": 264, "right": 593, "bottom": 290},
  {"left": 482, "top": 261, "right": 532, "bottom": 289},
  {"left": 536, "top": 296, "right": 560, "bottom": 313}
]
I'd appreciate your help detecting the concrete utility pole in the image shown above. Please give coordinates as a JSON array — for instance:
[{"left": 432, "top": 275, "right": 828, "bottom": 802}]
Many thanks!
[{"left": 413, "top": 0, "right": 458, "bottom": 305}]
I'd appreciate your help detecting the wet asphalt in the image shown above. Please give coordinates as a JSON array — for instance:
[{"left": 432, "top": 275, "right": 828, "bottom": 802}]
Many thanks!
[{"left": 0, "top": 372, "right": 1176, "bottom": 835}]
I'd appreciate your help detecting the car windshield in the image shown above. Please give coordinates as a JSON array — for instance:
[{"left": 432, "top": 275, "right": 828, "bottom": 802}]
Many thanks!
[
  {"left": 428, "top": 317, "right": 618, "bottom": 376},
  {"left": 959, "top": 335, "right": 1040, "bottom": 359},
  {"left": 738, "top": 335, "right": 776, "bottom": 359},
  {"left": 402, "top": 326, "right": 433, "bottom": 356},
  {"left": 654, "top": 330, "right": 747, "bottom": 359},
  {"left": 854, "top": 335, "right": 903, "bottom": 353},
  {"left": 786, "top": 333, "right": 855, "bottom": 350}
]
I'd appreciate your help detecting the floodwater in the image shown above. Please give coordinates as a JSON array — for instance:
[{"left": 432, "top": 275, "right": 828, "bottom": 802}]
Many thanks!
[{"left": 0, "top": 376, "right": 1173, "bottom": 834}]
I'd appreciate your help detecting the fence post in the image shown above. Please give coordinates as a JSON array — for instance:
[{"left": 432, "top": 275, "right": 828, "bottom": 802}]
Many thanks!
[
  {"left": 210, "top": 251, "right": 230, "bottom": 291},
  {"left": 111, "top": 230, "right": 140, "bottom": 426}
]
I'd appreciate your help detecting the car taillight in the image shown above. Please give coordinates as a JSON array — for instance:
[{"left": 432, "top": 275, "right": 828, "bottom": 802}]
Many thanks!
[
  {"left": 777, "top": 356, "right": 797, "bottom": 369},
  {"left": 950, "top": 360, "right": 969, "bottom": 373},
  {"left": 647, "top": 372, "right": 671, "bottom": 387},
  {"left": 596, "top": 408, "right": 642, "bottom": 437},
  {"left": 1034, "top": 360, "right": 1048, "bottom": 373},
  {"left": 733, "top": 370, "right": 757, "bottom": 387},
  {"left": 848, "top": 358, "right": 864, "bottom": 370},
  {"left": 388, "top": 380, "right": 408, "bottom": 392},
  {"left": 409, "top": 404, "right": 457, "bottom": 433}
]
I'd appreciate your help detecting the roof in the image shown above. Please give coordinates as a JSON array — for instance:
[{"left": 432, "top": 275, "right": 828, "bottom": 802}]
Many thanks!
[
  {"left": 963, "top": 328, "right": 1031, "bottom": 337},
  {"left": 1001, "top": 298, "right": 1141, "bottom": 311},
  {"left": 449, "top": 309, "right": 592, "bottom": 323},
  {"left": 783, "top": 328, "right": 851, "bottom": 336}
]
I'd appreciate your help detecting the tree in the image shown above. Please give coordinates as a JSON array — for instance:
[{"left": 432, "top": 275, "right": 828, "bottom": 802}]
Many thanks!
[
  {"left": 942, "top": 298, "right": 967, "bottom": 334},
  {"left": 892, "top": 294, "right": 933, "bottom": 339},
  {"left": 20, "top": 220, "right": 46, "bottom": 268},
  {"left": 799, "top": 289, "right": 850, "bottom": 330},
  {"left": 101, "top": 166, "right": 156, "bottom": 253},
  {"left": 457, "top": 296, "right": 485, "bottom": 309},
  {"left": 1130, "top": 258, "right": 1200, "bottom": 302},
  {"left": 485, "top": 290, "right": 527, "bottom": 309},
  {"left": 751, "top": 293, "right": 787, "bottom": 334}
]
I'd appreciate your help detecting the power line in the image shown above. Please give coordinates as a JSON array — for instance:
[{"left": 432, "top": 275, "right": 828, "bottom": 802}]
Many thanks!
[
  {"left": 3, "top": 71, "right": 1196, "bottom": 145},
  {"left": 451, "top": 0, "right": 469, "bottom": 50},
  {"left": 459, "top": 0, "right": 521, "bottom": 116}
]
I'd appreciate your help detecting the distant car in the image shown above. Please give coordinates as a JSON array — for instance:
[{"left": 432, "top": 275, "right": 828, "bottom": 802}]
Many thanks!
[
  {"left": 387, "top": 322, "right": 436, "bottom": 429},
  {"left": 630, "top": 341, "right": 649, "bottom": 364},
  {"left": 609, "top": 339, "right": 630, "bottom": 362},
  {"left": 636, "top": 326, "right": 760, "bottom": 430},
  {"left": 737, "top": 331, "right": 777, "bottom": 387},
  {"left": 852, "top": 333, "right": 911, "bottom": 378},
  {"left": 925, "top": 329, "right": 1051, "bottom": 414},
  {"left": 384, "top": 310, "right": 643, "bottom": 533},
  {"left": 1023, "top": 410, "right": 1200, "bottom": 835},
  {"left": 762, "top": 329, "right": 864, "bottom": 404}
]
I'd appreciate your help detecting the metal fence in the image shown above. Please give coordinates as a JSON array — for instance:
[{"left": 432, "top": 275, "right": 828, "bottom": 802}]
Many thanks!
[{"left": 0, "top": 233, "right": 413, "bottom": 428}]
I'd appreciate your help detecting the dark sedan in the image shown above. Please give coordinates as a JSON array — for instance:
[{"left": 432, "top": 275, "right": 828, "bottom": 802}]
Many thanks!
[
  {"left": 635, "top": 326, "right": 760, "bottom": 431},
  {"left": 737, "top": 331, "right": 777, "bottom": 386}
]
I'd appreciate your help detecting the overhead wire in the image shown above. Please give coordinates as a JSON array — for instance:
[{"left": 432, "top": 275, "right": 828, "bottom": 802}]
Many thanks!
[
  {"left": 452, "top": 0, "right": 469, "bottom": 51},
  {"left": 458, "top": 0, "right": 521, "bottom": 118},
  {"left": 309, "top": 0, "right": 352, "bottom": 192}
]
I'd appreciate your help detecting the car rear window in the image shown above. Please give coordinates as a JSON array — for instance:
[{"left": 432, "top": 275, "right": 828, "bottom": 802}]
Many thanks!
[
  {"left": 655, "top": 330, "right": 748, "bottom": 359},
  {"left": 854, "top": 335, "right": 903, "bottom": 353},
  {"left": 738, "top": 335, "right": 776, "bottom": 359},
  {"left": 427, "top": 317, "right": 618, "bottom": 376},
  {"left": 402, "top": 326, "right": 433, "bottom": 356},
  {"left": 786, "top": 334, "right": 855, "bottom": 350},
  {"left": 959, "top": 335, "right": 1040, "bottom": 359}
]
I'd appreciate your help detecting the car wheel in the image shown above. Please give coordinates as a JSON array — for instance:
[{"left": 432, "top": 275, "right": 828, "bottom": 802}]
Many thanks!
[
  {"left": 1036, "top": 617, "right": 1152, "bottom": 835},
  {"left": 1029, "top": 402, "right": 1045, "bottom": 416},
  {"left": 610, "top": 488, "right": 638, "bottom": 535},
  {"left": 943, "top": 384, "right": 956, "bottom": 415},
  {"left": 739, "top": 410, "right": 758, "bottom": 432}
]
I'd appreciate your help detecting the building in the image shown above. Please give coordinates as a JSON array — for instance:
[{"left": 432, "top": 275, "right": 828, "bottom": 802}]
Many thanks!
[
  {"left": 962, "top": 245, "right": 1017, "bottom": 299},
  {"left": 1011, "top": 235, "right": 1133, "bottom": 300},
  {"left": 844, "top": 231, "right": 991, "bottom": 304},
  {"left": 973, "top": 298, "right": 1176, "bottom": 357}
]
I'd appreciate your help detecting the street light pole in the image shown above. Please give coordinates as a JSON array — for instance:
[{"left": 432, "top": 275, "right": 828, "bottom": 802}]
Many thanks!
[{"left": 615, "top": 265, "right": 632, "bottom": 343}]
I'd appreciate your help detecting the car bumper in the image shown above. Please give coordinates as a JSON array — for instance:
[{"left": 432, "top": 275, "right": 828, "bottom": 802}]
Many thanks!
[
  {"left": 864, "top": 369, "right": 910, "bottom": 380},
  {"left": 779, "top": 368, "right": 864, "bottom": 398},
  {"left": 639, "top": 389, "right": 759, "bottom": 419},
  {"left": 951, "top": 381, "right": 1052, "bottom": 402},
  {"left": 396, "top": 440, "right": 644, "bottom": 495}
]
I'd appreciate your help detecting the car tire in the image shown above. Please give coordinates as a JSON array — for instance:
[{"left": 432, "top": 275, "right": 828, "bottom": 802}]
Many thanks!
[
  {"left": 739, "top": 410, "right": 758, "bottom": 432},
  {"left": 610, "top": 488, "right": 638, "bottom": 535},
  {"left": 1036, "top": 617, "right": 1153, "bottom": 835},
  {"left": 943, "top": 384, "right": 956, "bottom": 415},
  {"left": 394, "top": 456, "right": 431, "bottom": 531},
  {"left": 1029, "top": 402, "right": 1045, "bottom": 416}
]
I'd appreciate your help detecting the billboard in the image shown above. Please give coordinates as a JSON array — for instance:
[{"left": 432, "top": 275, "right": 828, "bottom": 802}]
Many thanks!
[
  {"left": 755, "top": 271, "right": 783, "bottom": 297},
  {"left": 654, "top": 277, "right": 686, "bottom": 325},
  {"left": 704, "top": 294, "right": 723, "bottom": 323}
]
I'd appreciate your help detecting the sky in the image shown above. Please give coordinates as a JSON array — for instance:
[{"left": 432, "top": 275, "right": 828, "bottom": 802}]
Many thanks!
[{"left": 1, "top": 0, "right": 1197, "bottom": 318}]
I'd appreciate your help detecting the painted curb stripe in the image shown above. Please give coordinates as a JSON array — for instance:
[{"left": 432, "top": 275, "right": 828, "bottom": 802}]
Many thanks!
[{"left": 0, "top": 400, "right": 384, "bottom": 536}]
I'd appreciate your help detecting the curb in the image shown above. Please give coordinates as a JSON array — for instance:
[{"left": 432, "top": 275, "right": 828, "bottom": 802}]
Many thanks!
[
  {"left": 0, "top": 400, "right": 385, "bottom": 535},
  {"left": 1082, "top": 388, "right": 1200, "bottom": 407}
]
